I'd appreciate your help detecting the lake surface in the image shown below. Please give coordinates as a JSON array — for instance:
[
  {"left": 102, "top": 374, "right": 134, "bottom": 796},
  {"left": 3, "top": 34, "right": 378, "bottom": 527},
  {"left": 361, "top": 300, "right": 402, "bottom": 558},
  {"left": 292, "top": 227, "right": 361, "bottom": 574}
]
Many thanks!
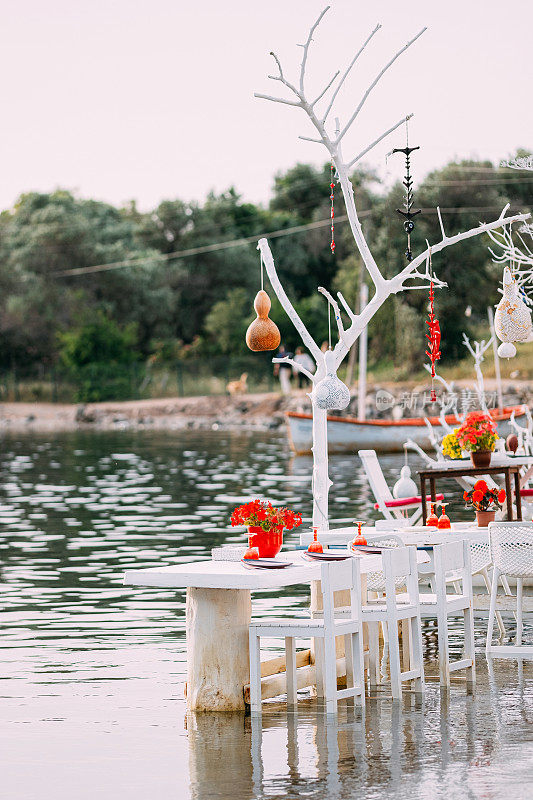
[{"left": 0, "top": 429, "right": 532, "bottom": 800}]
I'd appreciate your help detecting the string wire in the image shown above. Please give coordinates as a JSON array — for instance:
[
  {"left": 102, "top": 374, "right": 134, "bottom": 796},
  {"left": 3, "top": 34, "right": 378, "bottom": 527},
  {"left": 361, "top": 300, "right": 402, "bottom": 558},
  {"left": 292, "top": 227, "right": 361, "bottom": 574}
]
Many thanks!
[
  {"left": 328, "top": 301, "right": 332, "bottom": 349},
  {"left": 260, "top": 251, "right": 264, "bottom": 291}
]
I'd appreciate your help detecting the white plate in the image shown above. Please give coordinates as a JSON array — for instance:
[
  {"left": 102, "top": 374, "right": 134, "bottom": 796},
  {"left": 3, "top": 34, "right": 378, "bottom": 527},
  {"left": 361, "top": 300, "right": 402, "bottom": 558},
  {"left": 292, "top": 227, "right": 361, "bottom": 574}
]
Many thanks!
[
  {"left": 241, "top": 558, "right": 293, "bottom": 569},
  {"left": 302, "top": 551, "right": 352, "bottom": 561}
]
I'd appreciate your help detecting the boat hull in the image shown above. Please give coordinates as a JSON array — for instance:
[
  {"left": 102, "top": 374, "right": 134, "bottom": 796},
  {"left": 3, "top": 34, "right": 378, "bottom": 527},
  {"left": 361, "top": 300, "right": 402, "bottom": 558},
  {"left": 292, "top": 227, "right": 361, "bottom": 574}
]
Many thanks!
[{"left": 286, "top": 407, "right": 527, "bottom": 455}]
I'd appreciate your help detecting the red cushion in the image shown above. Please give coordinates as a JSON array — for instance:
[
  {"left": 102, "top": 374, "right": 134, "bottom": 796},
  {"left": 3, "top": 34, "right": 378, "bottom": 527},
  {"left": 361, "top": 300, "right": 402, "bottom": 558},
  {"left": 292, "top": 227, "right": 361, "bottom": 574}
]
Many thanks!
[
  {"left": 520, "top": 488, "right": 533, "bottom": 497},
  {"left": 374, "top": 493, "right": 445, "bottom": 510}
]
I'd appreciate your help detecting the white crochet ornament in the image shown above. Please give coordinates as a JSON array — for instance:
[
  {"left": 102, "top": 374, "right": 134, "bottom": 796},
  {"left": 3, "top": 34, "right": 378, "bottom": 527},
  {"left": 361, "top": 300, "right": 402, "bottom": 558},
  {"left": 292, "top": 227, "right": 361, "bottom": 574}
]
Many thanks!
[
  {"left": 393, "top": 464, "right": 418, "bottom": 498},
  {"left": 494, "top": 267, "right": 533, "bottom": 358},
  {"left": 314, "top": 350, "right": 350, "bottom": 410}
]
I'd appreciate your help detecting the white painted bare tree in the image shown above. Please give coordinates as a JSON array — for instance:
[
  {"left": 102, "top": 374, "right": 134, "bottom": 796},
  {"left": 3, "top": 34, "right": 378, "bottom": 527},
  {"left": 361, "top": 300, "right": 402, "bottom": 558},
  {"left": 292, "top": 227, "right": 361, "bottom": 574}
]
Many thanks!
[
  {"left": 255, "top": 6, "right": 530, "bottom": 528},
  {"left": 488, "top": 223, "right": 533, "bottom": 304},
  {"left": 461, "top": 334, "right": 493, "bottom": 413}
]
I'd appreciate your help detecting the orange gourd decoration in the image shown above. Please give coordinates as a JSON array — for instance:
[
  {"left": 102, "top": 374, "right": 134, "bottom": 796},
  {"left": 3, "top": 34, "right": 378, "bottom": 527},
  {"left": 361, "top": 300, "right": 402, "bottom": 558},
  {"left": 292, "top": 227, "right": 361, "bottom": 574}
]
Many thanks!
[{"left": 246, "top": 289, "right": 281, "bottom": 352}]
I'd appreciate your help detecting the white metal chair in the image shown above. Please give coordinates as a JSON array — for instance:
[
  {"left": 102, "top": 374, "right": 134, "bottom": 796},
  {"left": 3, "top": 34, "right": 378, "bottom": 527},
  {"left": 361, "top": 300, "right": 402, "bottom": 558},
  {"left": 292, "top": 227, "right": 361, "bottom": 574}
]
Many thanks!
[
  {"left": 362, "top": 546, "right": 425, "bottom": 699},
  {"left": 358, "top": 449, "right": 443, "bottom": 523},
  {"left": 486, "top": 521, "right": 533, "bottom": 657},
  {"left": 249, "top": 558, "right": 365, "bottom": 715},
  {"left": 414, "top": 540, "right": 476, "bottom": 689}
]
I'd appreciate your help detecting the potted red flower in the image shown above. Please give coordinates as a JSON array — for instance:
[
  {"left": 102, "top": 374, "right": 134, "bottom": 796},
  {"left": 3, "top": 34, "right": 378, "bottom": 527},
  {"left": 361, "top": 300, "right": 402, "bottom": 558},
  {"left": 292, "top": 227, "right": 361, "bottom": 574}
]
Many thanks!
[
  {"left": 463, "top": 480, "right": 506, "bottom": 527},
  {"left": 455, "top": 411, "right": 499, "bottom": 468},
  {"left": 231, "top": 500, "right": 302, "bottom": 557}
]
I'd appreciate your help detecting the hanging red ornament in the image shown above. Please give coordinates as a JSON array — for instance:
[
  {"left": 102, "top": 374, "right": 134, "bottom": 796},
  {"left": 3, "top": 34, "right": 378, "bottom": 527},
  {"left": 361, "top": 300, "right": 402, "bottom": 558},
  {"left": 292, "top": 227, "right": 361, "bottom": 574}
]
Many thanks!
[
  {"left": 330, "top": 161, "right": 335, "bottom": 254},
  {"left": 425, "top": 267, "right": 441, "bottom": 403}
]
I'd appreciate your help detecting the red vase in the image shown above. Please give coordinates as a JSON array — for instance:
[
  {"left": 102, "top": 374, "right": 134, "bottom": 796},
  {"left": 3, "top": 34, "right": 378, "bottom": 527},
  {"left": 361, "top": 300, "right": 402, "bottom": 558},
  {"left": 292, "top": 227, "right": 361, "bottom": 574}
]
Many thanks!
[{"left": 247, "top": 525, "right": 283, "bottom": 557}]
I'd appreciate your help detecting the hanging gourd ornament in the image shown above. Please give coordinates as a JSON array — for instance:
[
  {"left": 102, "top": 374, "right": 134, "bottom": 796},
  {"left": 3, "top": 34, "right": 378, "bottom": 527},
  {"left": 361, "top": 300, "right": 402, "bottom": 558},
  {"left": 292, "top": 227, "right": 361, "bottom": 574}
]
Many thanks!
[
  {"left": 313, "top": 350, "right": 350, "bottom": 410},
  {"left": 494, "top": 267, "right": 532, "bottom": 358},
  {"left": 245, "top": 289, "right": 281, "bottom": 352}
]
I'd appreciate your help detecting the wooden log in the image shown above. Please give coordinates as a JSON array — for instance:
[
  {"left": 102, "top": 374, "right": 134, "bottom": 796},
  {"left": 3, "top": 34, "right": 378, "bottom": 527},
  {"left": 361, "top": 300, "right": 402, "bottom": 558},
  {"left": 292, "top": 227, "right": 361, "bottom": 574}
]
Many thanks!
[
  {"left": 244, "top": 656, "right": 347, "bottom": 704},
  {"left": 186, "top": 587, "right": 251, "bottom": 711},
  {"left": 260, "top": 649, "right": 311, "bottom": 678}
]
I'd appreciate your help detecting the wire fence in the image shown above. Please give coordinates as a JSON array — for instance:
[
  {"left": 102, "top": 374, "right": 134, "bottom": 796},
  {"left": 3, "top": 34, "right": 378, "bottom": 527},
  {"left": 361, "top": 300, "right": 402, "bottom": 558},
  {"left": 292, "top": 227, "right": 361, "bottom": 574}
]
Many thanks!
[{"left": 0, "top": 355, "right": 280, "bottom": 403}]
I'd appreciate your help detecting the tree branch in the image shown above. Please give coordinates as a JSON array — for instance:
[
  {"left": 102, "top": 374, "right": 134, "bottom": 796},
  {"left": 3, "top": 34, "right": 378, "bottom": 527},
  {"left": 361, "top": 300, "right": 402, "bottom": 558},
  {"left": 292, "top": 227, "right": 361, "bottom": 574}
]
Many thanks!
[
  {"left": 346, "top": 114, "right": 413, "bottom": 169},
  {"left": 299, "top": 6, "right": 331, "bottom": 95},
  {"left": 322, "top": 23, "right": 382, "bottom": 124},
  {"left": 258, "top": 238, "right": 323, "bottom": 364},
  {"left": 337, "top": 291, "right": 357, "bottom": 322},
  {"left": 273, "top": 356, "right": 315, "bottom": 383},
  {"left": 311, "top": 70, "right": 340, "bottom": 106},
  {"left": 254, "top": 92, "right": 301, "bottom": 107},
  {"left": 437, "top": 207, "right": 447, "bottom": 240},
  {"left": 391, "top": 208, "right": 531, "bottom": 292},
  {"left": 318, "top": 286, "right": 345, "bottom": 338},
  {"left": 336, "top": 27, "right": 427, "bottom": 144}
]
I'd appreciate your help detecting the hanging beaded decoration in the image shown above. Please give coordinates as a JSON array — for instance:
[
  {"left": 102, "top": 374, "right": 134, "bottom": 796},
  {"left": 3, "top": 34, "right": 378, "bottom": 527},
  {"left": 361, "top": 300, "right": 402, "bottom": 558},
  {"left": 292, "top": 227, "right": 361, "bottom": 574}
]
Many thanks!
[
  {"left": 329, "top": 160, "right": 336, "bottom": 254},
  {"left": 425, "top": 249, "right": 441, "bottom": 402},
  {"left": 391, "top": 119, "right": 420, "bottom": 262}
]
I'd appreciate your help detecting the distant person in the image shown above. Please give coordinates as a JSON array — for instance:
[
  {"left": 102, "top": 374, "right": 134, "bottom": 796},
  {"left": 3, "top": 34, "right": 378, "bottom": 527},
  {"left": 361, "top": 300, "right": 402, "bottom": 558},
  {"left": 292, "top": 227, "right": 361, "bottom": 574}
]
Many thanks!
[
  {"left": 293, "top": 346, "right": 315, "bottom": 389},
  {"left": 273, "top": 344, "right": 293, "bottom": 395},
  {"left": 321, "top": 341, "right": 329, "bottom": 353}
]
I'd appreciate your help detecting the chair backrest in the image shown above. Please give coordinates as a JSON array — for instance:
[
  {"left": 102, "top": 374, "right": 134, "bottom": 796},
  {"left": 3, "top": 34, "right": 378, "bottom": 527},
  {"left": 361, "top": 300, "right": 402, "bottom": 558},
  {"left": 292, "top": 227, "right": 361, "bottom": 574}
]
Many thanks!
[
  {"left": 364, "top": 531, "right": 405, "bottom": 592},
  {"left": 488, "top": 521, "right": 533, "bottom": 578},
  {"left": 381, "top": 545, "right": 420, "bottom": 609},
  {"left": 320, "top": 558, "right": 362, "bottom": 630},
  {"left": 468, "top": 535, "right": 491, "bottom": 575},
  {"left": 432, "top": 540, "right": 471, "bottom": 596},
  {"left": 358, "top": 450, "right": 394, "bottom": 512}
]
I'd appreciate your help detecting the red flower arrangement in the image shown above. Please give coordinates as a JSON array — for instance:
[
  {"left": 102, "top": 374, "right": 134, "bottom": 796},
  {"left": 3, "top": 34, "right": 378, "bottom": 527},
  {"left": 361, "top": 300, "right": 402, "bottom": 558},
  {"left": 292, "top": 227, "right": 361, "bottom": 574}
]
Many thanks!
[
  {"left": 455, "top": 411, "right": 498, "bottom": 453},
  {"left": 231, "top": 500, "right": 302, "bottom": 532},
  {"left": 463, "top": 480, "right": 506, "bottom": 511}
]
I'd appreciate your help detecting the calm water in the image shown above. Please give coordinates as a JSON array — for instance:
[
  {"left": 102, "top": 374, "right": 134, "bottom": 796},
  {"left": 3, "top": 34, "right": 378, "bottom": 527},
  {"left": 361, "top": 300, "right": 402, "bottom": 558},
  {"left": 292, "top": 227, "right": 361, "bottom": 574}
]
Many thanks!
[{"left": 0, "top": 429, "right": 532, "bottom": 800}]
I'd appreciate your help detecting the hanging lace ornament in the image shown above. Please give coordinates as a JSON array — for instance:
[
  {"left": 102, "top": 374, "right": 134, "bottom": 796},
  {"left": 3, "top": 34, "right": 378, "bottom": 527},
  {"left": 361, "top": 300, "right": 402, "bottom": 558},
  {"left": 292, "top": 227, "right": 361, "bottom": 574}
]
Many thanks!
[
  {"left": 494, "top": 266, "right": 532, "bottom": 358},
  {"left": 314, "top": 350, "right": 350, "bottom": 410},
  {"left": 393, "top": 448, "right": 418, "bottom": 498}
]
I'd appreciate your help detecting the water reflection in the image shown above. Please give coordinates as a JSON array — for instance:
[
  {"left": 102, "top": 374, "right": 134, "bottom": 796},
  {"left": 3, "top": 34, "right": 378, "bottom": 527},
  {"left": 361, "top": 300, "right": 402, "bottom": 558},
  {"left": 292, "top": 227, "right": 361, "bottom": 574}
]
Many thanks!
[{"left": 187, "top": 659, "right": 533, "bottom": 800}]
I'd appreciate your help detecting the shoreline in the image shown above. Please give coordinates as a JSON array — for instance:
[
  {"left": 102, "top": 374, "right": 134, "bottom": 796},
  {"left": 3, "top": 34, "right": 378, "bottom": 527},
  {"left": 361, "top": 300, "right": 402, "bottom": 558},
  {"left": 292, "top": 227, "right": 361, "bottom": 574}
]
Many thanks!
[{"left": 0, "top": 378, "right": 531, "bottom": 435}]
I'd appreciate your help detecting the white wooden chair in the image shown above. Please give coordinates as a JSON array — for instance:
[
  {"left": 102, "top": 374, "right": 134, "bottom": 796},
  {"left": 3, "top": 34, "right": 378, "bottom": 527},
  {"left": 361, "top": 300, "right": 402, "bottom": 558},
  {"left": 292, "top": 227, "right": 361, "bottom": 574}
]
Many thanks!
[
  {"left": 248, "top": 558, "right": 365, "bottom": 715},
  {"left": 362, "top": 546, "right": 425, "bottom": 699},
  {"left": 414, "top": 540, "right": 476, "bottom": 689},
  {"left": 486, "top": 521, "right": 533, "bottom": 657},
  {"left": 358, "top": 449, "right": 443, "bottom": 523}
]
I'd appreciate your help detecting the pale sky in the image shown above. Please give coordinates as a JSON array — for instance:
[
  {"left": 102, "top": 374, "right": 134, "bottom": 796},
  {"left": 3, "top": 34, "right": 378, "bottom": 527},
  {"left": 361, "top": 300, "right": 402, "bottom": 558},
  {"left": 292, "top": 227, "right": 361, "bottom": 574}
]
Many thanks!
[{"left": 1, "top": 0, "right": 532, "bottom": 211}]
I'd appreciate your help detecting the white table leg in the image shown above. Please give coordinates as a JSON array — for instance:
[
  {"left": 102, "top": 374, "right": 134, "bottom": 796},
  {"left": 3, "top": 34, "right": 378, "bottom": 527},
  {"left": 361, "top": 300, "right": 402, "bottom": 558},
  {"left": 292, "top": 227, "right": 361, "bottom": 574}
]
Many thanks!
[{"left": 186, "top": 587, "right": 251, "bottom": 711}]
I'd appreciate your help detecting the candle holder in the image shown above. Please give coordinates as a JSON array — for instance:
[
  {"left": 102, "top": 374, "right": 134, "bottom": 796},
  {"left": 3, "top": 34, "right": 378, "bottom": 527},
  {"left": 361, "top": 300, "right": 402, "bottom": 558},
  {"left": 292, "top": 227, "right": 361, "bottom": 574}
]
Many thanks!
[
  {"left": 351, "top": 520, "right": 367, "bottom": 547},
  {"left": 437, "top": 503, "right": 451, "bottom": 529},
  {"left": 426, "top": 502, "right": 439, "bottom": 527},
  {"left": 307, "top": 527, "right": 323, "bottom": 553}
]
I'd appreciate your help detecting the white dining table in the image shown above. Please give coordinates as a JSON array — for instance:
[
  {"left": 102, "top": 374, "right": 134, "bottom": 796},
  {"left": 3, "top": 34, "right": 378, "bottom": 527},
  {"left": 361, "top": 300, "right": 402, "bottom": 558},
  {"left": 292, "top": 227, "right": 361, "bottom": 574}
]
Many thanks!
[{"left": 123, "top": 549, "right": 429, "bottom": 712}]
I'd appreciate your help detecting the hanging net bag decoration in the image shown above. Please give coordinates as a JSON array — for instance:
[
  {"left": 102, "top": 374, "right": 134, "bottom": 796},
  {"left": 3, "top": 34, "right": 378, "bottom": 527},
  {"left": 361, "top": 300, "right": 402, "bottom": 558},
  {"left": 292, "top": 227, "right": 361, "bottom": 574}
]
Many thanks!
[
  {"left": 494, "top": 265, "right": 533, "bottom": 359},
  {"left": 313, "top": 300, "right": 350, "bottom": 411},
  {"left": 425, "top": 248, "right": 441, "bottom": 402},
  {"left": 245, "top": 253, "right": 281, "bottom": 352}
]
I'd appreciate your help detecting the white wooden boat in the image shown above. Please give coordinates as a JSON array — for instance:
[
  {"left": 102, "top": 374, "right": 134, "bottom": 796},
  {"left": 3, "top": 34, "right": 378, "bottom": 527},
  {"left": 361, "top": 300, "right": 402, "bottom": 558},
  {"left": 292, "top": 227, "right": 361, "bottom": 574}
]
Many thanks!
[{"left": 286, "top": 406, "right": 528, "bottom": 454}]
